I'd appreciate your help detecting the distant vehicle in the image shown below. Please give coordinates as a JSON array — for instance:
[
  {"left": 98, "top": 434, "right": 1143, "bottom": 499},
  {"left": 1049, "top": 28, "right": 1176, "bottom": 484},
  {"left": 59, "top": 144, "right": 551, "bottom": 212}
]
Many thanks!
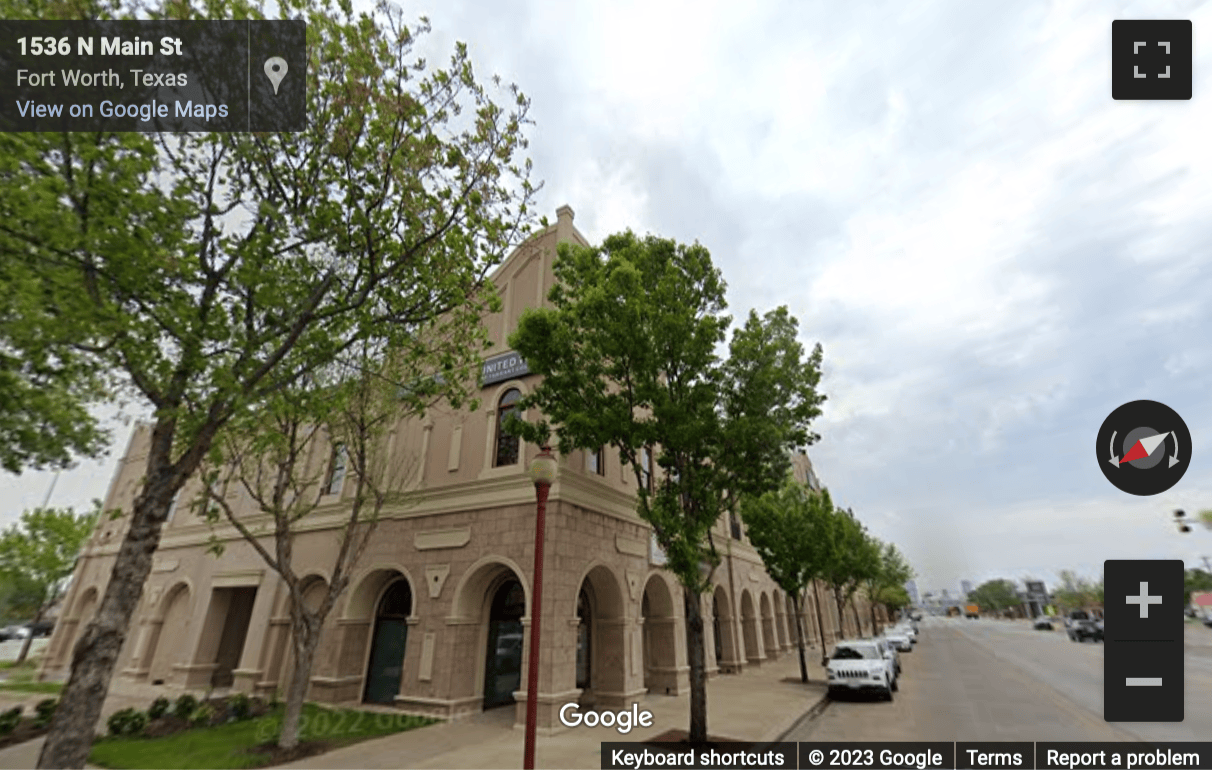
[
  {"left": 1065, "top": 610, "right": 1103, "bottom": 642},
  {"left": 965, "top": 604, "right": 980, "bottom": 619},
  {"left": 1033, "top": 618, "right": 1054, "bottom": 631},
  {"left": 826, "top": 640, "right": 896, "bottom": 700},
  {"left": 882, "top": 628, "right": 913, "bottom": 654}
]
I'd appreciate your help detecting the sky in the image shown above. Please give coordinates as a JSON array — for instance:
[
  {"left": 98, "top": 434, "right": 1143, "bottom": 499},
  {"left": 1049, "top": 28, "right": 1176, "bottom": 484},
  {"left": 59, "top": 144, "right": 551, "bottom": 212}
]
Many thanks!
[{"left": 5, "top": 0, "right": 1212, "bottom": 597}]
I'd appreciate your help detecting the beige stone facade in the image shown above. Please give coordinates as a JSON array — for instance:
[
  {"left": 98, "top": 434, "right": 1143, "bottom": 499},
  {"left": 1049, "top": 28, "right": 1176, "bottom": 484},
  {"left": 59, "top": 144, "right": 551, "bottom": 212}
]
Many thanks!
[{"left": 40, "top": 206, "right": 879, "bottom": 729}]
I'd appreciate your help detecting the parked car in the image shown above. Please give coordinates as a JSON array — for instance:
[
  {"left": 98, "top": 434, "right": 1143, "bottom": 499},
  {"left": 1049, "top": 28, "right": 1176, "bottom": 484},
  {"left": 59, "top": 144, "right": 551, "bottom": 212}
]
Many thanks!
[
  {"left": 1033, "top": 618, "right": 1054, "bottom": 631},
  {"left": 26, "top": 620, "right": 55, "bottom": 638},
  {"left": 1065, "top": 610, "right": 1103, "bottom": 642},
  {"left": 825, "top": 640, "right": 897, "bottom": 700},
  {"left": 882, "top": 628, "right": 913, "bottom": 656},
  {"left": 891, "top": 623, "right": 918, "bottom": 643}
]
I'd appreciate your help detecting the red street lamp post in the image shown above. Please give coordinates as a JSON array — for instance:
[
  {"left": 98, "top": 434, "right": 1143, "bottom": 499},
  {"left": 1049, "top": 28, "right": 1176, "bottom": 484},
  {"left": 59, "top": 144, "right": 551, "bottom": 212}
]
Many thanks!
[{"left": 524, "top": 446, "right": 558, "bottom": 770}]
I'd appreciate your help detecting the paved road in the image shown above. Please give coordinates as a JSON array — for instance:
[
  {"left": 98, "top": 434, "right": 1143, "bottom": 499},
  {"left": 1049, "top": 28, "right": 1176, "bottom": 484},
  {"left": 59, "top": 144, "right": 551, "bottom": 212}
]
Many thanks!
[{"left": 786, "top": 617, "right": 1212, "bottom": 742}]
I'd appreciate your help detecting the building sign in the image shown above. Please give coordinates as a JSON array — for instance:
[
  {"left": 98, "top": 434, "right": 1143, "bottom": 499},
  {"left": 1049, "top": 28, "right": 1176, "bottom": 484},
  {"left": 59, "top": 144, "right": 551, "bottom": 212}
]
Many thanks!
[{"left": 481, "top": 351, "right": 530, "bottom": 387}]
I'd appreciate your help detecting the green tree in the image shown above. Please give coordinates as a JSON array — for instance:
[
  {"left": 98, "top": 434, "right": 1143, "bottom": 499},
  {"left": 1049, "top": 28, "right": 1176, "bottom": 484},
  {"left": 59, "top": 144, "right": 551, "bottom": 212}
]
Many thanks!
[
  {"left": 819, "top": 508, "right": 878, "bottom": 640},
  {"left": 875, "top": 584, "right": 912, "bottom": 618},
  {"left": 968, "top": 579, "right": 1019, "bottom": 614},
  {"left": 507, "top": 231, "right": 825, "bottom": 742},
  {"left": 1183, "top": 569, "right": 1212, "bottom": 605},
  {"left": 859, "top": 541, "right": 913, "bottom": 636},
  {"left": 0, "top": 504, "right": 99, "bottom": 664},
  {"left": 742, "top": 480, "right": 835, "bottom": 683},
  {"left": 5, "top": 0, "right": 537, "bottom": 764},
  {"left": 198, "top": 343, "right": 441, "bottom": 750}
]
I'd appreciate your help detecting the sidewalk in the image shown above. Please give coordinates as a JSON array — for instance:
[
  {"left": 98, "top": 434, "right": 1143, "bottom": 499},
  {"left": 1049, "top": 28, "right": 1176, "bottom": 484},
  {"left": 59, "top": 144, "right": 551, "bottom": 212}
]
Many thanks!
[{"left": 274, "top": 648, "right": 830, "bottom": 769}]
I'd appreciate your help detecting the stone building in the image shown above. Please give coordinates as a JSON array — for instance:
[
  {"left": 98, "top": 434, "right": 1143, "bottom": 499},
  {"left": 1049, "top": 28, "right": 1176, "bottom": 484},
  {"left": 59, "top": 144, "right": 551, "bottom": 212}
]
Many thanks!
[{"left": 40, "top": 206, "right": 875, "bottom": 730}]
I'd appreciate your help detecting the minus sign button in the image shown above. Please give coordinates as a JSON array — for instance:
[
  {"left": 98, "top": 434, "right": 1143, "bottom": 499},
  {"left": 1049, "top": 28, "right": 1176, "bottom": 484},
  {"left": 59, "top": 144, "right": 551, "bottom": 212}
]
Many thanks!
[{"left": 1126, "top": 677, "right": 1163, "bottom": 686}]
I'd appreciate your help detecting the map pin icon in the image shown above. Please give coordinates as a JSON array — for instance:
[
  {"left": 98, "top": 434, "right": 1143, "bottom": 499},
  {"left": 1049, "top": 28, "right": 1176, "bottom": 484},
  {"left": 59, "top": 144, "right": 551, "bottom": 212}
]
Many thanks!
[{"left": 264, "top": 57, "right": 288, "bottom": 95}]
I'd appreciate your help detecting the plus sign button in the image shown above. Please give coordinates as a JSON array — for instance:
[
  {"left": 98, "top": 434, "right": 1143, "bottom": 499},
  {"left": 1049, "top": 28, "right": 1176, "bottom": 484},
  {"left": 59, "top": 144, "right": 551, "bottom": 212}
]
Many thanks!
[{"left": 1104, "top": 560, "right": 1183, "bottom": 641}]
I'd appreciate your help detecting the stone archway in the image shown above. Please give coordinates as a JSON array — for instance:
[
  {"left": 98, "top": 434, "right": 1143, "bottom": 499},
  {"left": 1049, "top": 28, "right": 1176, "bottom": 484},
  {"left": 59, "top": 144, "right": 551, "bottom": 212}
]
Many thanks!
[
  {"left": 364, "top": 579, "right": 413, "bottom": 704},
  {"left": 760, "top": 592, "right": 778, "bottom": 658},
  {"left": 740, "top": 590, "right": 763, "bottom": 666},
  {"left": 574, "top": 564, "right": 626, "bottom": 707},
  {"left": 641, "top": 574, "right": 681, "bottom": 694},
  {"left": 60, "top": 586, "right": 100, "bottom": 668},
  {"left": 711, "top": 585, "right": 741, "bottom": 673},
  {"left": 337, "top": 568, "right": 413, "bottom": 705},
  {"left": 773, "top": 591, "right": 788, "bottom": 650},
  {"left": 447, "top": 558, "right": 529, "bottom": 714},
  {"left": 145, "top": 582, "right": 192, "bottom": 685},
  {"left": 272, "top": 575, "right": 329, "bottom": 696}
]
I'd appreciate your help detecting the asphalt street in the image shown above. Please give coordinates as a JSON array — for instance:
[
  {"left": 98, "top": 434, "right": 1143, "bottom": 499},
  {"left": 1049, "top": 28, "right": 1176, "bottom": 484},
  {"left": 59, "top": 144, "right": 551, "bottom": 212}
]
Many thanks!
[{"left": 786, "top": 616, "right": 1212, "bottom": 742}]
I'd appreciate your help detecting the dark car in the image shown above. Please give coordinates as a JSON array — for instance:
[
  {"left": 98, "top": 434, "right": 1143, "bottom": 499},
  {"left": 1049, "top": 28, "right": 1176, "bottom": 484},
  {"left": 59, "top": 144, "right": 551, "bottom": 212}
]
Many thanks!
[
  {"left": 1066, "top": 611, "right": 1103, "bottom": 642},
  {"left": 1033, "top": 618, "right": 1054, "bottom": 631}
]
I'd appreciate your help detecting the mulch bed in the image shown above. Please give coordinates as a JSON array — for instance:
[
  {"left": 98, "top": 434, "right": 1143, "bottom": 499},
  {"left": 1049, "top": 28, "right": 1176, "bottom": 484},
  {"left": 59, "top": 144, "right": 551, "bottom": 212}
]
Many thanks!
[
  {"left": 644, "top": 729, "right": 753, "bottom": 749},
  {"left": 0, "top": 719, "right": 50, "bottom": 750},
  {"left": 242, "top": 739, "right": 332, "bottom": 766}
]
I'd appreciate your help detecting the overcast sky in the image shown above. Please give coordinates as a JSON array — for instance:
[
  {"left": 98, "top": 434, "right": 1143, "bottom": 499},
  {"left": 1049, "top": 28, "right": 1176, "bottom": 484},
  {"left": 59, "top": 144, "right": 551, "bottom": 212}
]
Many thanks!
[{"left": 5, "top": 0, "right": 1212, "bottom": 597}]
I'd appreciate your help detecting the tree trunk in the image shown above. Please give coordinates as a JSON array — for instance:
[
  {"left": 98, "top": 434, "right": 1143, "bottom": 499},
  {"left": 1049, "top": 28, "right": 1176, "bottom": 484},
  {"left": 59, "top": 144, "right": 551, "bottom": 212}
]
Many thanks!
[
  {"left": 851, "top": 598, "right": 863, "bottom": 637},
  {"left": 682, "top": 587, "right": 707, "bottom": 743},
  {"left": 38, "top": 419, "right": 203, "bottom": 769},
  {"left": 833, "top": 593, "right": 847, "bottom": 640},
  {"left": 812, "top": 582, "right": 828, "bottom": 665},
  {"left": 869, "top": 600, "right": 879, "bottom": 638},
  {"left": 15, "top": 601, "right": 47, "bottom": 666},
  {"left": 791, "top": 593, "right": 808, "bottom": 683},
  {"left": 279, "top": 619, "right": 321, "bottom": 750}
]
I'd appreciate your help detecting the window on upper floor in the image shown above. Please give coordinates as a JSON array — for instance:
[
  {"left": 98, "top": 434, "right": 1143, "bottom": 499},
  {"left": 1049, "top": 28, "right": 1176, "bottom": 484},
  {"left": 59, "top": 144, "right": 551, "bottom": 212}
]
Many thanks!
[
  {"left": 494, "top": 389, "right": 523, "bottom": 467},
  {"left": 324, "top": 443, "right": 348, "bottom": 496},
  {"left": 587, "top": 446, "right": 605, "bottom": 476},
  {"left": 730, "top": 510, "right": 742, "bottom": 540}
]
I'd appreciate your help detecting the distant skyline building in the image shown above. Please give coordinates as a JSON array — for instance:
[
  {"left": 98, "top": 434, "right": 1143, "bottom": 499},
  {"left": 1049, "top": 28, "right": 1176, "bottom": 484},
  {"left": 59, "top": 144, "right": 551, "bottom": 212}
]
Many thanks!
[
  {"left": 961, "top": 579, "right": 974, "bottom": 597},
  {"left": 905, "top": 580, "right": 920, "bottom": 606}
]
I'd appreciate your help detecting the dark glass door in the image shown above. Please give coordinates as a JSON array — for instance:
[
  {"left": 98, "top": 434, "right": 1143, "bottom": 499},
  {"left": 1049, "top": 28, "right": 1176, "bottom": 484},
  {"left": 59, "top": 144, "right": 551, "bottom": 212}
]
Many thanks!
[
  {"left": 363, "top": 580, "right": 412, "bottom": 704},
  {"left": 483, "top": 579, "right": 526, "bottom": 709}
]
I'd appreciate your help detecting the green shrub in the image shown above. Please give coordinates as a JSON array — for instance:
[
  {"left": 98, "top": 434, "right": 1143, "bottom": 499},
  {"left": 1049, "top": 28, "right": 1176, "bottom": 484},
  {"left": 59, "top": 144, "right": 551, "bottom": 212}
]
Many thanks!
[
  {"left": 33, "top": 699, "right": 57, "bottom": 728},
  {"left": 147, "top": 696, "right": 170, "bottom": 720},
  {"left": 188, "top": 704, "right": 213, "bottom": 727},
  {"left": 227, "top": 692, "right": 251, "bottom": 721},
  {"left": 0, "top": 707, "right": 22, "bottom": 734},
  {"left": 171, "top": 693, "right": 197, "bottom": 718},
  {"left": 106, "top": 708, "right": 148, "bottom": 737}
]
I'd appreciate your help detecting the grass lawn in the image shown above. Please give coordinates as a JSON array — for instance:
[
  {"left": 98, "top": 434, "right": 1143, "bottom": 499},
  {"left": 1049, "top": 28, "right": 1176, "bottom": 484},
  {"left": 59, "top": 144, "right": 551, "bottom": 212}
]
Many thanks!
[
  {"left": 89, "top": 703, "right": 439, "bottom": 769},
  {"left": 0, "top": 680, "right": 62, "bottom": 694}
]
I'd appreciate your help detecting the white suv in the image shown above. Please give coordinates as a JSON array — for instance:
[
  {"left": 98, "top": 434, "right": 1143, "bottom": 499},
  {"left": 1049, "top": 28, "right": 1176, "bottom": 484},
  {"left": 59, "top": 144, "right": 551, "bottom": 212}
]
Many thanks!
[{"left": 826, "top": 640, "right": 897, "bottom": 700}]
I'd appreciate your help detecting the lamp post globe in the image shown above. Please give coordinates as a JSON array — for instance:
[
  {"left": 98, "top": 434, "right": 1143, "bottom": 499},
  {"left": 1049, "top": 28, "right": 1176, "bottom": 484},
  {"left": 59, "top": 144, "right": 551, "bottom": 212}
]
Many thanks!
[{"left": 523, "top": 446, "right": 557, "bottom": 769}]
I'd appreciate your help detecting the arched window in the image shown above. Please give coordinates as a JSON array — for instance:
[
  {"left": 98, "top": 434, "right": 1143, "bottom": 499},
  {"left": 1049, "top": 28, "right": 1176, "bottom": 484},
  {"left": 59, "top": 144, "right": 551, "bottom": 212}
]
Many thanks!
[{"left": 494, "top": 389, "right": 522, "bottom": 467}]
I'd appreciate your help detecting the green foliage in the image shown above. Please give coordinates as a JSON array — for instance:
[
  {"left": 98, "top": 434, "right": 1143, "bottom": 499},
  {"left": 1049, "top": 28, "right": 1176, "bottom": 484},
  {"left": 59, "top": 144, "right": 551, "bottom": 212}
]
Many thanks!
[
  {"left": 188, "top": 704, "right": 214, "bottom": 727},
  {"left": 0, "top": 706, "right": 21, "bottom": 734},
  {"left": 171, "top": 694, "right": 198, "bottom": 719},
  {"left": 818, "top": 506, "right": 880, "bottom": 629},
  {"left": 860, "top": 540, "right": 914, "bottom": 619},
  {"left": 1053, "top": 570, "right": 1103, "bottom": 610},
  {"left": 876, "top": 584, "right": 912, "bottom": 612},
  {"left": 1184, "top": 568, "right": 1212, "bottom": 605},
  {"left": 226, "top": 693, "right": 251, "bottom": 721},
  {"left": 147, "top": 697, "right": 171, "bottom": 720},
  {"left": 742, "top": 479, "right": 834, "bottom": 606},
  {"left": 107, "top": 708, "right": 148, "bottom": 737},
  {"left": 33, "top": 698, "right": 57, "bottom": 728},
  {"left": 509, "top": 231, "right": 826, "bottom": 594},
  {"left": 968, "top": 579, "right": 1021, "bottom": 612},
  {"left": 0, "top": 503, "right": 99, "bottom": 619}
]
